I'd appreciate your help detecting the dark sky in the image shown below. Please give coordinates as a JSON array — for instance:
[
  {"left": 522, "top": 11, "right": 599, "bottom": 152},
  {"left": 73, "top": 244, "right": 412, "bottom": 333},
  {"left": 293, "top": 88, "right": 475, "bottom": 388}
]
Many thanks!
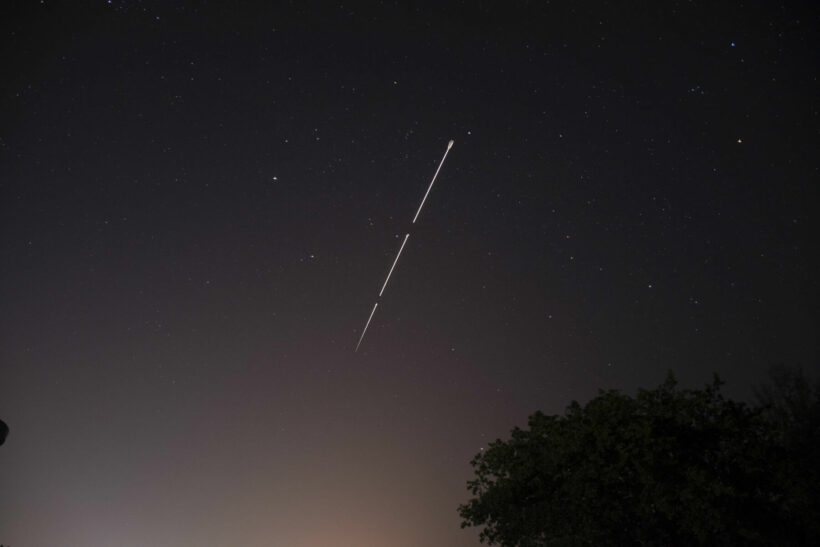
[{"left": 1, "top": 1, "right": 817, "bottom": 545}]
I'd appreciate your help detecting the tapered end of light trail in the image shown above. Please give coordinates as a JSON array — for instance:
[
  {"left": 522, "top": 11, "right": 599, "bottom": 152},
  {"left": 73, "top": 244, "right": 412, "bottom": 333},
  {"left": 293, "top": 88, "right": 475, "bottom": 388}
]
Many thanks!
[{"left": 447, "top": 139, "right": 454, "bottom": 149}]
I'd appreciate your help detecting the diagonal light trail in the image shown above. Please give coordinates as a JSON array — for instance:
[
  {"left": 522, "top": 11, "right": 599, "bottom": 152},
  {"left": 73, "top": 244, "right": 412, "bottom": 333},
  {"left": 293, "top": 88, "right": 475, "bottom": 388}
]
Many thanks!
[
  {"left": 412, "top": 139, "right": 454, "bottom": 224},
  {"left": 379, "top": 233, "right": 410, "bottom": 297},
  {"left": 355, "top": 302, "right": 379, "bottom": 353},
  {"left": 355, "top": 139, "right": 454, "bottom": 352}
]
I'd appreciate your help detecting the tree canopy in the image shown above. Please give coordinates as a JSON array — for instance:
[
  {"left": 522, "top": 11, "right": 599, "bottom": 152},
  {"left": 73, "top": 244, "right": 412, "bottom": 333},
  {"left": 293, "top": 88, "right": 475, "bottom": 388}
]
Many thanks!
[{"left": 459, "top": 369, "right": 819, "bottom": 546}]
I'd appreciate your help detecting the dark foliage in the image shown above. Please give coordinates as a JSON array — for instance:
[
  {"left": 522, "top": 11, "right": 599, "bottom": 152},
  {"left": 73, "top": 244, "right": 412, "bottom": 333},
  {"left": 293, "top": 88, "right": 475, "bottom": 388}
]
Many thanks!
[{"left": 459, "top": 368, "right": 819, "bottom": 546}]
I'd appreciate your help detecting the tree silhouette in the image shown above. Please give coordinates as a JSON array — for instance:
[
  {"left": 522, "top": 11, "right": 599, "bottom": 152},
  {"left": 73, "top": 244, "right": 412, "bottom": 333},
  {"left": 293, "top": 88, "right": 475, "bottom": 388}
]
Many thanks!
[
  {"left": 459, "top": 370, "right": 819, "bottom": 546},
  {"left": 753, "top": 365, "right": 820, "bottom": 544}
]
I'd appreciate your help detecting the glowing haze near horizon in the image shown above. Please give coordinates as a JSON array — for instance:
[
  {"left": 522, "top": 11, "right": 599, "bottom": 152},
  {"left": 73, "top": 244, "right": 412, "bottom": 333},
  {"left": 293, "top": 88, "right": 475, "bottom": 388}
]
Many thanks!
[{"left": 0, "top": 2, "right": 816, "bottom": 546}]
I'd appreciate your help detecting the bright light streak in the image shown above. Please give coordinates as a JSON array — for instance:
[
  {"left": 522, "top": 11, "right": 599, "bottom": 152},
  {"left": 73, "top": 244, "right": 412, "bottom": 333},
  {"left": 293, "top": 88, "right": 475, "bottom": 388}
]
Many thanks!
[
  {"left": 412, "top": 140, "right": 454, "bottom": 224},
  {"left": 355, "top": 302, "right": 379, "bottom": 352},
  {"left": 379, "top": 234, "right": 410, "bottom": 297}
]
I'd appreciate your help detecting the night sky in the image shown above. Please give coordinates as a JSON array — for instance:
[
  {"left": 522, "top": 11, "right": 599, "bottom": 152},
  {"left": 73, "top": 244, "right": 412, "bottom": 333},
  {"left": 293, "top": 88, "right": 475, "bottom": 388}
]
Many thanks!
[{"left": 1, "top": 1, "right": 817, "bottom": 545}]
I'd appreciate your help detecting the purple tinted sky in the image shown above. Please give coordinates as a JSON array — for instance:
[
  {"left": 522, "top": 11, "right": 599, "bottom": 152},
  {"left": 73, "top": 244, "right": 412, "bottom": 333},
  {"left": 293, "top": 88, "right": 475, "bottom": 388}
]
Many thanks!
[{"left": 1, "top": 1, "right": 817, "bottom": 545}]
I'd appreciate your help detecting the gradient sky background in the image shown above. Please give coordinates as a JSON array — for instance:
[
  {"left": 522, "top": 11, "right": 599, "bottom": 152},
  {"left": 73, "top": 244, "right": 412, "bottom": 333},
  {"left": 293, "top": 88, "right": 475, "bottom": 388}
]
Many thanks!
[{"left": 1, "top": 1, "right": 817, "bottom": 545}]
